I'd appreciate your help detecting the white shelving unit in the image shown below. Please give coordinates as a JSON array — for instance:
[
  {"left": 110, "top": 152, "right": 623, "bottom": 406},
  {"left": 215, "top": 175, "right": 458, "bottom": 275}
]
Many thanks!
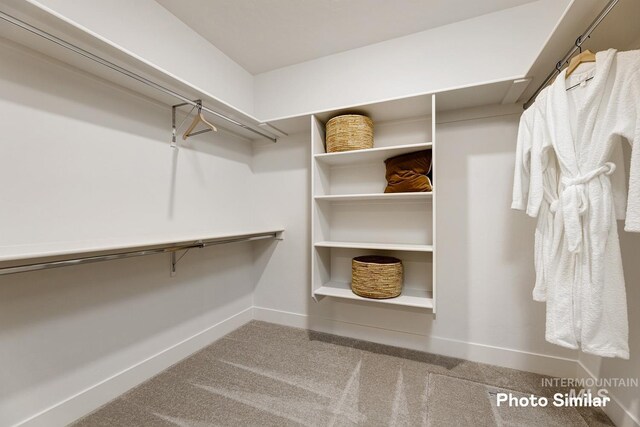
[{"left": 311, "top": 94, "right": 437, "bottom": 311}]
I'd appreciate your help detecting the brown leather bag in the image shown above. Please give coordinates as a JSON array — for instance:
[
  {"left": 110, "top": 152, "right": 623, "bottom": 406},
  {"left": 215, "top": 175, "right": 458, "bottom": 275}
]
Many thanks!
[{"left": 384, "top": 150, "right": 432, "bottom": 193}]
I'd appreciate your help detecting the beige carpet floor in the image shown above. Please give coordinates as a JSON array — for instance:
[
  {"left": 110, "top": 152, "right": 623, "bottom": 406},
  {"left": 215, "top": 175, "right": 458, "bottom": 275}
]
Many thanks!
[{"left": 73, "top": 321, "right": 614, "bottom": 426}]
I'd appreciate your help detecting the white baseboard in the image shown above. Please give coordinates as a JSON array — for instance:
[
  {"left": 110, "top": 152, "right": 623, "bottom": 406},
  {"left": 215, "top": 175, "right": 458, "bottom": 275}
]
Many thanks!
[
  {"left": 252, "top": 306, "right": 577, "bottom": 378},
  {"left": 577, "top": 361, "right": 640, "bottom": 427},
  {"left": 15, "top": 307, "right": 254, "bottom": 427}
]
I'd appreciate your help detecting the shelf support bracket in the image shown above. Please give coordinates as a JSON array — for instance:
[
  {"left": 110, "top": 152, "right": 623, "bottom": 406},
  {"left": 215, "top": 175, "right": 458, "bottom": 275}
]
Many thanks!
[
  {"left": 169, "top": 246, "right": 196, "bottom": 277},
  {"left": 171, "top": 101, "right": 198, "bottom": 148},
  {"left": 169, "top": 252, "right": 177, "bottom": 276}
]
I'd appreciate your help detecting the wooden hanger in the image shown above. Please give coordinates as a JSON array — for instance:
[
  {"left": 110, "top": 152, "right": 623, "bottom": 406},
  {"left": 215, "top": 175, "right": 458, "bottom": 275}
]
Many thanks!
[
  {"left": 183, "top": 103, "right": 217, "bottom": 140},
  {"left": 565, "top": 49, "right": 596, "bottom": 78}
]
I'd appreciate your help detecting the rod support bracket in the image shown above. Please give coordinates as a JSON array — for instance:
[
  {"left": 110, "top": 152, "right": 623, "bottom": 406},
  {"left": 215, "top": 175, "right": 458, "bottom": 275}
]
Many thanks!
[
  {"left": 169, "top": 247, "right": 192, "bottom": 277},
  {"left": 171, "top": 100, "right": 200, "bottom": 148},
  {"left": 170, "top": 251, "right": 177, "bottom": 277}
]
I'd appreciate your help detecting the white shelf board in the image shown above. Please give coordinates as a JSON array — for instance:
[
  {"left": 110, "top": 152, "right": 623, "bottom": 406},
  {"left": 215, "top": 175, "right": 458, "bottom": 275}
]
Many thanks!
[
  {"left": 315, "top": 281, "right": 433, "bottom": 309},
  {"left": 314, "top": 142, "right": 432, "bottom": 166},
  {"left": 314, "top": 192, "right": 432, "bottom": 202},
  {"left": 0, "top": 0, "right": 276, "bottom": 142},
  {"left": 266, "top": 79, "right": 519, "bottom": 135},
  {"left": 314, "top": 241, "right": 433, "bottom": 252},
  {"left": 0, "top": 228, "right": 284, "bottom": 263}
]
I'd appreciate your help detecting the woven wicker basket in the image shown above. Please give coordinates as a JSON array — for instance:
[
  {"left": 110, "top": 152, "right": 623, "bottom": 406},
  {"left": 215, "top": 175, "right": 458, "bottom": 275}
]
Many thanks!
[
  {"left": 325, "top": 114, "right": 373, "bottom": 153},
  {"left": 351, "top": 255, "right": 403, "bottom": 299}
]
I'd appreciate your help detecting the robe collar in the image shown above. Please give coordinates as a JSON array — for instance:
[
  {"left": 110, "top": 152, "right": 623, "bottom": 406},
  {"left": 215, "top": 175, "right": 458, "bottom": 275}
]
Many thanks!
[{"left": 548, "top": 49, "right": 617, "bottom": 175}]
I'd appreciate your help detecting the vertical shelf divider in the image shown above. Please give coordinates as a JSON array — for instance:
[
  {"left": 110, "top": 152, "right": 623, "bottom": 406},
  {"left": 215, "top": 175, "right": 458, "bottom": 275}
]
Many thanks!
[
  {"left": 311, "top": 114, "right": 325, "bottom": 301},
  {"left": 431, "top": 94, "right": 437, "bottom": 315}
]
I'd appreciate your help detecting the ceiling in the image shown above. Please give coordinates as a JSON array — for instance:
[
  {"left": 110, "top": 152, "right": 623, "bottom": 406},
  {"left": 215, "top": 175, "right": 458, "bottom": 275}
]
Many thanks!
[{"left": 155, "top": 0, "right": 539, "bottom": 74}]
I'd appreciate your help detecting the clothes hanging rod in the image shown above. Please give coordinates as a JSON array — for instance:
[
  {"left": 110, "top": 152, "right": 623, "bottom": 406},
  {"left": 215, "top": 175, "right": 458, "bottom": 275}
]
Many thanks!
[
  {"left": 0, "top": 10, "right": 278, "bottom": 143},
  {"left": 0, "top": 231, "right": 281, "bottom": 276},
  {"left": 523, "top": 0, "right": 619, "bottom": 110}
]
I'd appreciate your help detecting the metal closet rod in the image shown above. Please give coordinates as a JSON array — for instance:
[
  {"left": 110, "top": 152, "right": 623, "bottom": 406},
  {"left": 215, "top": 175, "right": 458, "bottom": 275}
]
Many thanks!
[
  {"left": 0, "top": 10, "right": 277, "bottom": 143},
  {"left": 523, "top": 0, "right": 619, "bottom": 109},
  {"left": 0, "top": 232, "right": 279, "bottom": 276}
]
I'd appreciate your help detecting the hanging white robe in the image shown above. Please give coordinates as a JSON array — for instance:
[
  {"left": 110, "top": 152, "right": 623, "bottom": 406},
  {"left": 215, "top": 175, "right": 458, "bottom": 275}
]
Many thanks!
[
  {"left": 539, "top": 48, "right": 640, "bottom": 359},
  {"left": 531, "top": 98, "right": 627, "bottom": 305},
  {"left": 513, "top": 87, "right": 559, "bottom": 302},
  {"left": 514, "top": 90, "right": 628, "bottom": 300}
]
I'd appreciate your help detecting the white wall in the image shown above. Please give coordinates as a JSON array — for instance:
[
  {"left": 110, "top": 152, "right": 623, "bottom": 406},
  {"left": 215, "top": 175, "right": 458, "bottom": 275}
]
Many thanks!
[
  {"left": 253, "top": 0, "right": 571, "bottom": 121},
  {"left": 27, "top": 0, "right": 255, "bottom": 115},
  {"left": 0, "top": 39, "right": 262, "bottom": 426},
  {"left": 251, "top": 108, "right": 577, "bottom": 377}
]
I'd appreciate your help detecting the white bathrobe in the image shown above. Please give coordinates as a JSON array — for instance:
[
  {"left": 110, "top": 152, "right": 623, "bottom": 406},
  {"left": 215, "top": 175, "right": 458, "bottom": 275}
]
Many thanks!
[
  {"left": 513, "top": 87, "right": 559, "bottom": 302},
  {"left": 525, "top": 90, "right": 626, "bottom": 304},
  {"left": 538, "top": 49, "right": 640, "bottom": 359}
]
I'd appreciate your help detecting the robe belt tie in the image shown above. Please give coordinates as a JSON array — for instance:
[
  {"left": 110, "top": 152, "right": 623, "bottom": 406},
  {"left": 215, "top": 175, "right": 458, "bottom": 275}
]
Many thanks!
[{"left": 549, "top": 162, "right": 616, "bottom": 253}]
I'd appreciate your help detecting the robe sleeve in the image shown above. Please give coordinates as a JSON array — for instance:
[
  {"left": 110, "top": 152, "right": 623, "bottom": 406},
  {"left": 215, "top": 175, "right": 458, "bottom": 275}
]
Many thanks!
[
  {"left": 512, "top": 109, "right": 533, "bottom": 211},
  {"left": 610, "top": 137, "right": 627, "bottom": 221},
  {"left": 624, "top": 69, "right": 640, "bottom": 232},
  {"left": 525, "top": 104, "right": 548, "bottom": 218}
]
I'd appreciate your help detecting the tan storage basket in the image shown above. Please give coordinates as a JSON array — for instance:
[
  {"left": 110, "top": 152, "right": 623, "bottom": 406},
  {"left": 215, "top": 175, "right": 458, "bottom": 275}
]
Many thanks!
[
  {"left": 351, "top": 255, "right": 403, "bottom": 299},
  {"left": 325, "top": 114, "right": 373, "bottom": 153}
]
